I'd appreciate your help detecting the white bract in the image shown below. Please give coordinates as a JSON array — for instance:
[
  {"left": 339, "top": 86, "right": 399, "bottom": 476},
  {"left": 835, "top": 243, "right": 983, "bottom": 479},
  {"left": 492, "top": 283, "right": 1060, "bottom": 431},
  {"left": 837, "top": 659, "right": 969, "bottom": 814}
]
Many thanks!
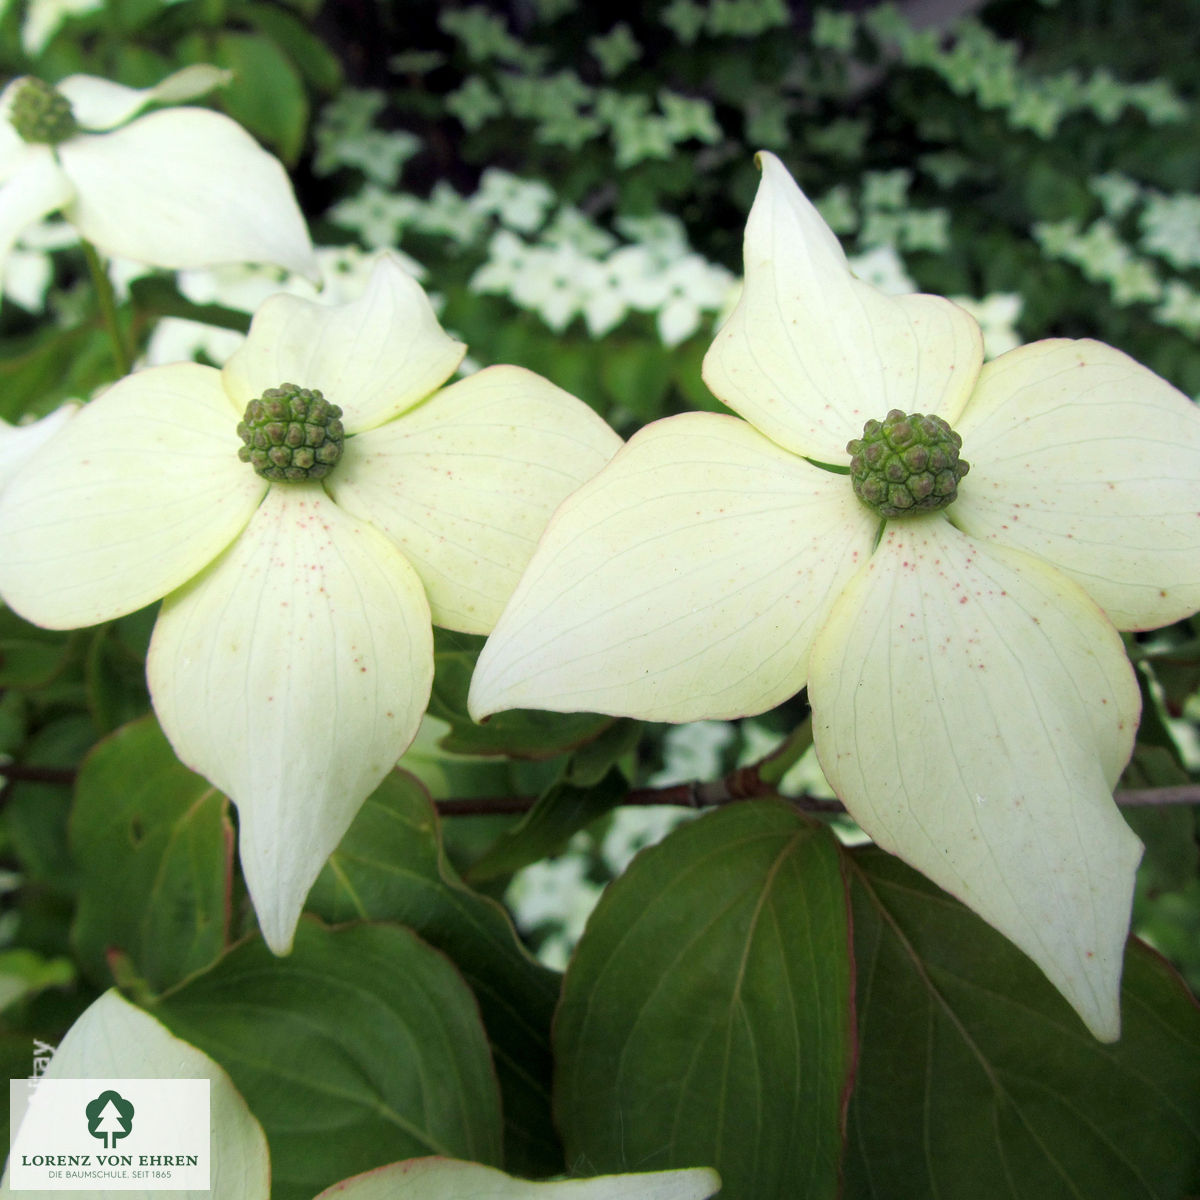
[
  {"left": 0, "top": 65, "right": 316, "bottom": 292},
  {"left": 312, "top": 1158, "right": 720, "bottom": 1200},
  {"left": 1, "top": 989, "right": 268, "bottom": 1199},
  {"left": 20, "top": 0, "right": 105, "bottom": 56},
  {"left": 141, "top": 244, "right": 405, "bottom": 367},
  {"left": 0, "top": 254, "right": 620, "bottom": 955},
  {"left": 0, "top": 403, "right": 75, "bottom": 490},
  {"left": 470, "top": 152, "right": 1200, "bottom": 1041}
]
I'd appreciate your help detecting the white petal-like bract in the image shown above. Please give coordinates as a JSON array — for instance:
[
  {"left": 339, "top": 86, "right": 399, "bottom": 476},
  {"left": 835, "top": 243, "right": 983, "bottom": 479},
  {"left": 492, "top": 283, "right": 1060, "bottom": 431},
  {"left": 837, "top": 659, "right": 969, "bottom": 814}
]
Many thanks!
[
  {"left": 60, "top": 108, "right": 316, "bottom": 278},
  {"left": 58, "top": 65, "right": 233, "bottom": 131},
  {"left": 330, "top": 365, "right": 622, "bottom": 633},
  {"left": 808, "top": 518, "right": 1142, "bottom": 1040},
  {"left": 221, "top": 253, "right": 465, "bottom": 433},
  {"left": 313, "top": 1157, "right": 720, "bottom": 1200},
  {"left": 0, "top": 151, "right": 73, "bottom": 287},
  {"left": 0, "top": 402, "right": 77, "bottom": 490},
  {"left": 702, "top": 151, "right": 983, "bottom": 463},
  {"left": 953, "top": 338, "right": 1200, "bottom": 631},
  {"left": 470, "top": 411, "right": 878, "bottom": 722},
  {"left": 147, "top": 485, "right": 434, "bottom": 954},
  {"left": 0, "top": 363, "right": 264, "bottom": 628}
]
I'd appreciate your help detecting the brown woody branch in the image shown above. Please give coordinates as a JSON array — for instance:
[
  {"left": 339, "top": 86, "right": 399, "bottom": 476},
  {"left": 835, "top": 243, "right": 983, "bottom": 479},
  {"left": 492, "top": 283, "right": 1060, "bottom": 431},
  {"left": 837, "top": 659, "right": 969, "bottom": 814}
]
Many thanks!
[
  {"left": 3, "top": 763, "right": 1199, "bottom": 815},
  {"left": 434, "top": 780, "right": 1200, "bottom": 818}
]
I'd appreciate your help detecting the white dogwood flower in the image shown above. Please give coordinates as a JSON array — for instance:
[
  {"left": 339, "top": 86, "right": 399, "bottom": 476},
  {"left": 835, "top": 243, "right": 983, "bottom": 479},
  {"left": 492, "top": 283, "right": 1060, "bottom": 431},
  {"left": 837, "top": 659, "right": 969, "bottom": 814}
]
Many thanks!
[
  {"left": 0, "top": 65, "right": 315, "bottom": 291},
  {"left": 470, "top": 153, "right": 1200, "bottom": 1041},
  {"left": 0, "top": 253, "right": 620, "bottom": 955}
]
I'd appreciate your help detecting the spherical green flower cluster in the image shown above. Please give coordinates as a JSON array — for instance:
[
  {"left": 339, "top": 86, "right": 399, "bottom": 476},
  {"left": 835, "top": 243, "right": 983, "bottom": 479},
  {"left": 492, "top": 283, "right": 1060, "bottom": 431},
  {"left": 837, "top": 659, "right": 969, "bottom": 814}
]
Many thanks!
[
  {"left": 847, "top": 408, "right": 969, "bottom": 517},
  {"left": 237, "top": 384, "right": 345, "bottom": 482},
  {"left": 9, "top": 78, "right": 78, "bottom": 145}
]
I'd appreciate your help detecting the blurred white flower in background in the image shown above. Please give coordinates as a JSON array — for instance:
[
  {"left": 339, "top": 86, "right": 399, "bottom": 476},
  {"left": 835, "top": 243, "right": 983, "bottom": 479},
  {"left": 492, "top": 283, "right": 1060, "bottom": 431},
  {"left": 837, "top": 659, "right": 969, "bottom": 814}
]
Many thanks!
[
  {"left": 141, "top": 246, "right": 419, "bottom": 367},
  {"left": 847, "top": 244, "right": 916, "bottom": 294},
  {"left": 470, "top": 203, "right": 735, "bottom": 344},
  {"left": 19, "top": 0, "right": 104, "bottom": 56},
  {"left": 948, "top": 292, "right": 1024, "bottom": 359},
  {"left": 506, "top": 844, "right": 603, "bottom": 970},
  {"left": 470, "top": 168, "right": 555, "bottom": 233},
  {"left": 0, "top": 65, "right": 316, "bottom": 294},
  {"left": 329, "top": 183, "right": 422, "bottom": 249}
]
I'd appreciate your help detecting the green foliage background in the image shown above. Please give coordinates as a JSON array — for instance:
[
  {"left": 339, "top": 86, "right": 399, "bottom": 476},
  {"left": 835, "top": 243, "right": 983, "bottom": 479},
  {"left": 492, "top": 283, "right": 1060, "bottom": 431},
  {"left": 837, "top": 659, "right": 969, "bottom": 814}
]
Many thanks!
[{"left": 2, "top": 1, "right": 1199, "bottom": 1197}]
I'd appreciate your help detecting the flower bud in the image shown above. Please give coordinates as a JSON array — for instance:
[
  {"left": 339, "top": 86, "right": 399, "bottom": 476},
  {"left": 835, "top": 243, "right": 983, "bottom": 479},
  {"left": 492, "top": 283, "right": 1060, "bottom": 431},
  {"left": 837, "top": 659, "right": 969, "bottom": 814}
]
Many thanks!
[
  {"left": 238, "top": 384, "right": 345, "bottom": 482},
  {"left": 9, "top": 77, "right": 78, "bottom": 145},
  {"left": 847, "top": 409, "right": 969, "bottom": 518}
]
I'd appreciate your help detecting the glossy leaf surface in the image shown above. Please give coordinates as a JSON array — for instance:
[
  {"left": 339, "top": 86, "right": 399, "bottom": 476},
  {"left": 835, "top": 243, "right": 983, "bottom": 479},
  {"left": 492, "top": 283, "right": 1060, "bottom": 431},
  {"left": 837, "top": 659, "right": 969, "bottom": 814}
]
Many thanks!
[
  {"left": 155, "top": 921, "right": 503, "bottom": 1200},
  {"left": 70, "top": 714, "right": 232, "bottom": 992},
  {"left": 308, "top": 772, "right": 562, "bottom": 1176},
  {"left": 555, "top": 801, "right": 853, "bottom": 1200},
  {"left": 845, "top": 847, "right": 1200, "bottom": 1199}
]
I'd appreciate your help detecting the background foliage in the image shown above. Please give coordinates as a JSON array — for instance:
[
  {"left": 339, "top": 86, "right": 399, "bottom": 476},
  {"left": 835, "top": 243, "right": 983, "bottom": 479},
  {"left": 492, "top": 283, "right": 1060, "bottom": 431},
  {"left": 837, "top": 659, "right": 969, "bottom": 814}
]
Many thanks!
[{"left": 2, "top": 1, "right": 1199, "bottom": 1196}]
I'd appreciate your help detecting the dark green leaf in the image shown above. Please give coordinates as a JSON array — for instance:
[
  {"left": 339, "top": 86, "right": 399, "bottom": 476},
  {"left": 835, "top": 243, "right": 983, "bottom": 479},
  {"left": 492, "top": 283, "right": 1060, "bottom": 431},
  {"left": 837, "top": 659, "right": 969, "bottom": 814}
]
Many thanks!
[
  {"left": 0, "top": 949, "right": 75, "bottom": 1011},
  {"left": 1146, "top": 649, "right": 1200, "bottom": 722},
  {"left": 555, "top": 801, "right": 853, "bottom": 1200},
  {"left": 213, "top": 32, "right": 308, "bottom": 162},
  {"left": 243, "top": 2, "right": 343, "bottom": 92},
  {"left": 83, "top": 626, "right": 150, "bottom": 733},
  {"left": 110, "top": 0, "right": 169, "bottom": 31},
  {"left": 430, "top": 648, "right": 614, "bottom": 758},
  {"left": 672, "top": 342, "right": 732, "bottom": 416},
  {"left": 69, "top": 715, "right": 233, "bottom": 992},
  {"left": 1135, "top": 877, "right": 1200, "bottom": 997},
  {"left": 109, "top": 41, "right": 171, "bottom": 85},
  {"left": 0, "top": 690, "right": 26, "bottom": 757},
  {"left": 309, "top": 771, "right": 562, "bottom": 1176},
  {"left": 113, "top": 602, "right": 158, "bottom": 662},
  {"left": 0, "top": 639, "right": 71, "bottom": 688},
  {"left": 1123, "top": 741, "right": 1197, "bottom": 896},
  {"left": 154, "top": 920, "right": 504, "bottom": 1200},
  {"left": 3, "top": 715, "right": 93, "bottom": 892},
  {"left": 1129, "top": 658, "right": 1187, "bottom": 758},
  {"left": 601, "top": 338, "right": 675, "bottom": 421},
  {"left": 0, "top": 325, "right": 114, "bottom": 421},
  {"left": 398, "top": 716, "right": 535, "bottom": 803},
  {"left": 465, "top": 767, "right": 628, "bottom": 886},
  {"left": 565, "top": 719, "right": 641, "bottom": 788},
  {"left": 845, "top": 847, "right": 1200, "bottom": 1199}
]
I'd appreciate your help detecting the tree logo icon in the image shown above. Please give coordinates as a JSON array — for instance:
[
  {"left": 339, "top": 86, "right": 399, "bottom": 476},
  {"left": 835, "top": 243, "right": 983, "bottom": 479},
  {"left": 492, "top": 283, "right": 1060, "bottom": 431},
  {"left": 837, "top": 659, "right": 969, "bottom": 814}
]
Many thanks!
[{"left": 85, "top": 1089, "right": 135, "bottom": 1149}]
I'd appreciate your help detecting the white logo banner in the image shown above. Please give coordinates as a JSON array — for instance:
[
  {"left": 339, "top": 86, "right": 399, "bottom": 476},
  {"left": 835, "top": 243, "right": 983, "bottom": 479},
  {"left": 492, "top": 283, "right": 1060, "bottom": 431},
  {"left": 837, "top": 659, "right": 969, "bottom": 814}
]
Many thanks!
[{"left": 8, "top": 1079, "right": 210, "bottom": 1191}]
